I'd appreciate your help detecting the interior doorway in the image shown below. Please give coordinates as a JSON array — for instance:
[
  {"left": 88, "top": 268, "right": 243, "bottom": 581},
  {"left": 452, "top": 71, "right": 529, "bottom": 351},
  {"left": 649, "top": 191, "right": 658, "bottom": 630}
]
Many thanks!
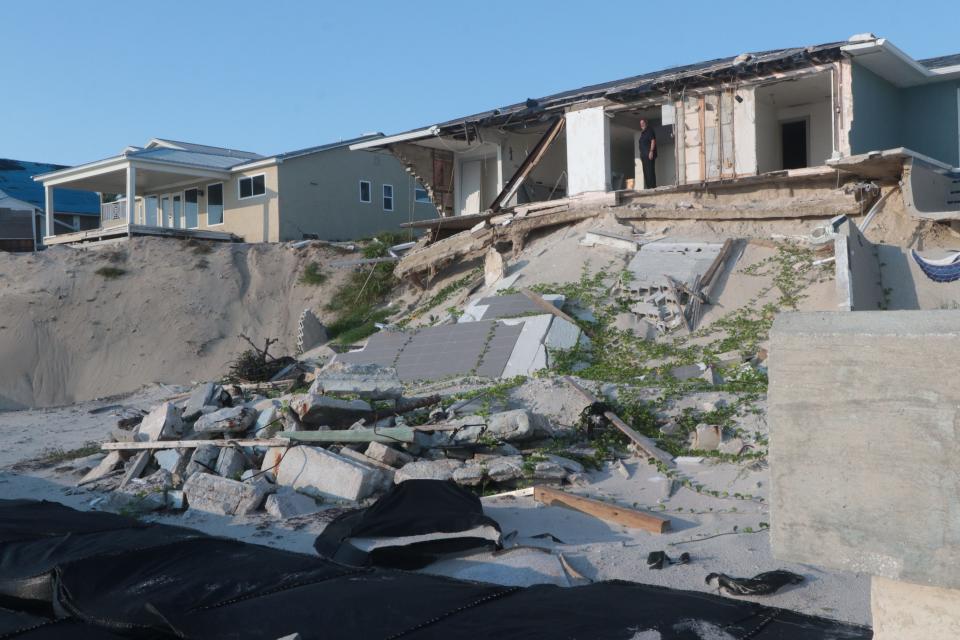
[{"left": 781, "top": 120, "right": 808, "bottom": 169}]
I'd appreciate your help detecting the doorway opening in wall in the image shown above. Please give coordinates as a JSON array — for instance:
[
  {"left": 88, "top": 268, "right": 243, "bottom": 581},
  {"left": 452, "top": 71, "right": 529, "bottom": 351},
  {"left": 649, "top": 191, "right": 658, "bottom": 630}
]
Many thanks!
[
  {"left": 456, "top": 151, "right": 499, "bottom": 216},
  {"left": 755, "top": 71, "right": 833, "bottom": 173},
  {"left": 608, "top": 107, "right": 676, "bottom": 191},
  {"left": 781, "top": 119, "right": 808, "bottom": 169}
]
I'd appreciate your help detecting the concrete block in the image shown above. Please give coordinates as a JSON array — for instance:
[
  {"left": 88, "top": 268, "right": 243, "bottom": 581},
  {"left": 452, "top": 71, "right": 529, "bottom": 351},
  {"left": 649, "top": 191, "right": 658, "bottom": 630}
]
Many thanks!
[
  {"left": 183, "top": 382, "right": 219, "bottom": 421},
  {"left": 215, "top": 447, "right": 247, "bottom": 479},
  {"left": 154, "top": 449, "right": 186, "bottom": 474},
  {"left": 543, "top": 454, "right": 584, "bottom": 474},
  {"left": 364, "top": 441, "right": 414, "bottom": 468},
  {"left": 184, "top": 444, "right": 220, "bottom": 478},
  {"left": 872, "top": 576, "right": 960, "bottom": 640},
  {"left": 182, "top": 473, "right": 274, "bottom": 516},
  {"left": 253, "top": 403, "right": 281, "bottom": 438},
  {"left": 834, "top": 220, "right": 883, "bottom": 311},
  {"left": 310, "top": 363, "right": 402, "bottom": 400},
  {"left": 532, "top": 461, "right": 567, "bottom": 481},
  {"left": 136, "top": 402, "right": 182, "bottom": 441},
  {"left": 452, "top": 464, "right": 486, "bottom": 486},
  {"left": 769, "top": 311, "right": 960, "bottom": 589},
  {"left": 395, "top": 459, "right": 463, "bottom": 483},
  {"left": 335, "top": 447, "right": 394, "bottom": 490},
  {"left": 265, "top": 488, "right": 321, "bottom": 519},
  {"left": 486, "top": 456, "right": 525, "bottom": 483},
  {"left": 484, "top": 247, "right": 505, "bottom": 287},
  {"left": 276, "top": 446, "right": 381, "bottom": 502},
  {"left": 290, "top": 393, "right": 372, "bottom": 426},
  {"left": 193, "top": 406, "right": 256, "bottom": 435}
]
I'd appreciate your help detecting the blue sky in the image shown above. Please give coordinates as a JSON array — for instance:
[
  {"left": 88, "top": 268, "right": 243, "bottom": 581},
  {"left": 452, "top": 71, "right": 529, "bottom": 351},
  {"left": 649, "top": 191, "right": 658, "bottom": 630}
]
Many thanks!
[{"left": 2, "top": 0, "right": 958, "bottom": 165}]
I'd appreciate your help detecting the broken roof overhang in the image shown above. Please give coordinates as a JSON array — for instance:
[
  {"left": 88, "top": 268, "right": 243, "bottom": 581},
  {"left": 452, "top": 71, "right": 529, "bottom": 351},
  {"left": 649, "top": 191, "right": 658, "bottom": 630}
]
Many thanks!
[
  {"left": 355, "top": 42, "right": 851, "bottom": 150},
  {"left": 841, "top": 38, "right": 960, "bottom": 87}
]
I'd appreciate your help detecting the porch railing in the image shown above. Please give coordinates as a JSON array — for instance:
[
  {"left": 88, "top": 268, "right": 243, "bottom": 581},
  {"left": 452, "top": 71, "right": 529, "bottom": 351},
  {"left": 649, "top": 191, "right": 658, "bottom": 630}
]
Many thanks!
[{"left": 101, "top": 199, "right": 128, "bottom": 228}]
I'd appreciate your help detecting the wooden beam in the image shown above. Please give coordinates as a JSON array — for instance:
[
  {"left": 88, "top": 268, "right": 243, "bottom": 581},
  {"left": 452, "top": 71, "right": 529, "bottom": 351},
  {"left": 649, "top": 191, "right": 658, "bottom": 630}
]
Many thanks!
[
  {"left": 520, "top": 288, "right": 580, "bottom": 326},
  {"left": 490, "top": 117, "right": 566, "bottom": 213},
  {"left": 533, "top": 485, "right": 670, "bottom": 533},
  {"left": 103, "top": 438, "right": 291, "bottom": 451},
  {"left": 278, "top": 426, "right": 417, "bottom": 444},
  {"left": 563, "top": 377, "right": 674, "bottom": 468}
]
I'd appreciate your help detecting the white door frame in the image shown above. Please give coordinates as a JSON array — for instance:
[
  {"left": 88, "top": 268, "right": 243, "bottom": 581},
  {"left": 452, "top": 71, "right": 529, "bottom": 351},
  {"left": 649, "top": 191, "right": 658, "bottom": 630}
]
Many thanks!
[{"left": 454, "top": 143, "right": 501, "bottom": 216}]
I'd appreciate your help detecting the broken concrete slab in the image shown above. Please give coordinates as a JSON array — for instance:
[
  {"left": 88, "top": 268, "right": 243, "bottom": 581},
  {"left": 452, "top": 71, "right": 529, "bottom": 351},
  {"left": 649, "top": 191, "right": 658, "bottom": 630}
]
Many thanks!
[
  {"left": 335, "top": 447, "right": 395, "bottom": 491},
  {"left": 290, "top": 393, "right": 372, "bottom": 426},
  {"left": 532, "top": 461, "right": 567, "bottom": 482},
  {"left": 364, "top": 441, "right": 414, "bottom": 468},
  {"left": 183, "top": 383, "right": 219, "bottom": 421},
  {"left": 484, "top": 247, "right": 505, "bottom": 287},
  {"left": 544, "top": 317, "right": 582, "bottom": 352},
  {"left": 184, "top": 444, "right": 220, "bottom": 478},
  {"left": 452, "top": 464, "right": 486, "bottom": 486},
  {"left": 441, "top": 410, "right": 536, "bottom": 446},
  {"left": 395, "top": 459, "right": 463, "bottom": 483},
  {"left": 500, "top": 315, "right": 553, "bottom": 378},
  {"left": 543, "top": 454, "right": 584, "bottom": 475},
  {"left": 613, "top": 313, "right": 657, "bottom": 340},
  {"left": 580, "top": 230, "right": 639, "bottom": 252},
  {"left": 275, "top": 446, "right": 381, "bottom": 502},
  {"left": 154, "top": 449, "right": 188, "bottom": 478},
  {"left": 183, "top": 472, "right": 274, "bottom": 516},
  {"left": 193, "top": 406, "right": 256, "bottom": 435},
  {"left": 78, "top": 451, "right": 125, "bottom": 485},
  {"left": 264, "top": 488, "right": 321, "bottom": 519},
  {"left": 310, "top": 363, "right": 402, "bottom": 400},
  {"left": 136, "top": 402, "right": 183, "bottom": 441},
  {"left": 486, "top": 456, "right": 525, "bottom": 483},
  {"left": 215, "top": 447, "right": 247, "bottom": 479},
  {"left": 297, "top": 308, "right": 328, "bottom": 355},
  {"left": 692, "top": 424, "right": 722, "bottom": 451}
]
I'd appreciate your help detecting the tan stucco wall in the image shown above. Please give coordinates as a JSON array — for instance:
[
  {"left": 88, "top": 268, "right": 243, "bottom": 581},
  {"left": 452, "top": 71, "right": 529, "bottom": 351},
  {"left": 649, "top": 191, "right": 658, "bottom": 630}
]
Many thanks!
[{"left": 140, "top": 164, "right": 280, "bottom": 242}]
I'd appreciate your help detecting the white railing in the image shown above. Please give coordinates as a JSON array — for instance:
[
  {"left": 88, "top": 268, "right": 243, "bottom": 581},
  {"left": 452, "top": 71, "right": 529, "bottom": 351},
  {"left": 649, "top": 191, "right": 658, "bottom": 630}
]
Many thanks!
[{"left": 101, "top": 199, "right": 127, "bottom": 227}]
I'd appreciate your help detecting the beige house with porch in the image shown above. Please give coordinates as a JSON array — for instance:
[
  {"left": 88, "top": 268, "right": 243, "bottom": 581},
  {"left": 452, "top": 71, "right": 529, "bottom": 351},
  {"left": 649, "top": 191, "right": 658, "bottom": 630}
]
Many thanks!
[{"left": 35, "top": 137, "right": 435, "bottom": 245}]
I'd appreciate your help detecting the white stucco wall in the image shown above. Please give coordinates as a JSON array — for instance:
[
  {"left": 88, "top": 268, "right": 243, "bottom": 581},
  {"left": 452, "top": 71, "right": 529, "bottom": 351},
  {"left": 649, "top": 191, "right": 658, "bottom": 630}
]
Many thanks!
[{"left": 565, "top": 106, "right": 611, "bottom": 195}]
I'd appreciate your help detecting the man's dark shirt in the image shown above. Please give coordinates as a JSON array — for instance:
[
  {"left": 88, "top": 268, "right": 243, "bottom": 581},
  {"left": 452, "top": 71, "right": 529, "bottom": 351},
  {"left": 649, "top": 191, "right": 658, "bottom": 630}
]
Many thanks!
[{"left": 639, "top": 128, "right": 657, "bottom": 159}]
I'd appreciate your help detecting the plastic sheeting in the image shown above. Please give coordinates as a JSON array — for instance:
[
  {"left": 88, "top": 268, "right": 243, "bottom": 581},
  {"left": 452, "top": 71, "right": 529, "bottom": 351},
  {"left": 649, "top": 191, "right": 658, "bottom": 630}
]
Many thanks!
[{"left": 0, "top": 499, "right": 873, "bottom": 639}]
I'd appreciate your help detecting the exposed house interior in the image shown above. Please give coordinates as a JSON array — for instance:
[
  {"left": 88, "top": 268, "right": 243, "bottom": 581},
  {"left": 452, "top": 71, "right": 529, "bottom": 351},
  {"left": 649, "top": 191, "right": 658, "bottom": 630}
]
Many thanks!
[
  {"left": 608, "top": 107, "right": 677, "bottom": 189},
  {"left": 754, "top": 72, "right": 834, "bottom": 172}
]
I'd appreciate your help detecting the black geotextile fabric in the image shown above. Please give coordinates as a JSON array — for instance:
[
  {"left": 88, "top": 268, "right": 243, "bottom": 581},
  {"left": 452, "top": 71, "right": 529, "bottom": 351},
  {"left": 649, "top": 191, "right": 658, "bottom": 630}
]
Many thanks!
[
  {"left": 0, "top": 499, "right": 874, "bottom": 640},
  {"left": 313, "top": 479, "right": 503, "bottom": 568},
  {"left": 0, "top": 607, "right": 124, "bottom": 639},
  {"left": 0, "top": 498, "right": 207, "bottom": 606}
]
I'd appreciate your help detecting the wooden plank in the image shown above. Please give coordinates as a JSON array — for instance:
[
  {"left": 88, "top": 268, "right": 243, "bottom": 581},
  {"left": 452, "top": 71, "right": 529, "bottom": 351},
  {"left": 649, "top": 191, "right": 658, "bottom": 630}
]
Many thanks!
[
  {"left": 278, "top": 426, "right": 416, "bottom": 444},
  {"left": 563, "top": 377, "right": 674, "bottom": 468},
  {"left": 119, "top": 451, "right": 151, "bottom": 488},
  {"left": 490, "top": 117, "right": 566, "bottom": 213},
  {"left": 533, "top": 485, "right": 670, "bottom": 534},
  {"left": 102, "top": 438, "right": 291, "bottom": 451},
  {"left": 520, "top": 288, "right": 580, "bottom": 326}
]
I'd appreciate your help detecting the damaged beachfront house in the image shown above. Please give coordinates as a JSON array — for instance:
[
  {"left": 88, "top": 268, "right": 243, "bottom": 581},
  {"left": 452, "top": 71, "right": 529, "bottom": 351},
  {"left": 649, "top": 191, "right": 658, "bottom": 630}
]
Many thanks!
[{"left": 353, "top": 34, "right": 960, "bottom": 220}]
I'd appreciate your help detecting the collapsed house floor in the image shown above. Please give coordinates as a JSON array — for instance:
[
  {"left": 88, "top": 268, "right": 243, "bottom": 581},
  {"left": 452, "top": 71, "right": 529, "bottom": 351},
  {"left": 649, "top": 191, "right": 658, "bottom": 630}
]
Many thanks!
[{"left": 2, "top": 157, "right": 960, "bottom": 636}]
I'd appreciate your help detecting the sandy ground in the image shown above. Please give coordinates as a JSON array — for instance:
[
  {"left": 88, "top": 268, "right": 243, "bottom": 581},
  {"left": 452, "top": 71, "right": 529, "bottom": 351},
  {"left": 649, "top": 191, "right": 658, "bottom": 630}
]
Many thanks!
[{"left": 0, "top": 238, "right": 350, "bottom": 410}]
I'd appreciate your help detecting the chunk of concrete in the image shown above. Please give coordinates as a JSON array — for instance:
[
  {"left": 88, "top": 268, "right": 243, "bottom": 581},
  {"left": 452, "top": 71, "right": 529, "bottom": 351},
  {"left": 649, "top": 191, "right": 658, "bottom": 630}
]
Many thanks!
[
  {"left": 310, "top": 363, "right": 402, "bottom": 400},
  {"left": 445, "top": 409, "right": 535, "bottom": 445},
  {"left": 136, "top": 402, "right": 182, "bottom": 441},
  {"left": 532, "top": 461, "right": 567, "bottom": 482},
  {"left": 276, "top": 446, "right": 381, "bottom": 502},
  {"left": 215, "top": 447, "right": 248, "bottom": 479},
  {"left": 290, "top": 393, "right": 372, "bottom": 426},
  {"left": 364, "top": 441, "right": 414, "bottom": 468},
  {"left": 486, "top": 456, "right": 525, "bottom": 483},
  {"left": 336, "top": 447, "right": 394, "bottom": 491},
  {"left": 484, "top": 247, "right": 505, "bottom": 287},
  {"left": 395, "top": 459, "right": 463, "bottom": 483},
  {"left": 183, "top": 472, "right": 274, "bottom": 516},
  {"left": 184, "top": 444, "right": 220, "bottom": 478},
  {"left": 183, "top": 382, "right": 220, "bottom": 421},
  {"left": 452, "top": 464, "right": 486, "bottom": 486},
  {"left": 264, "top": 488, "right": 321, "bottom": 519},
  {"left": 543, "top": 454, "right": 584, "bottom": 474},
  {"left": 193, "top": 406, "right": 256, "bottom": 435},
  {"left": 297, "top": 308, "right": 328, "bottom": 355}
]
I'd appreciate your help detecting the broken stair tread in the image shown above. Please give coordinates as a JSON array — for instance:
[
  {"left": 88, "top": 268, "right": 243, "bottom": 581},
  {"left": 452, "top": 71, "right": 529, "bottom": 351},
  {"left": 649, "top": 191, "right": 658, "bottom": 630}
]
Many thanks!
[
  {"left": 533, "top": 485, "right": 670, "bottom": 534},
  {"left": 278, "top": 426, "right": 417, "bottom": 444}
]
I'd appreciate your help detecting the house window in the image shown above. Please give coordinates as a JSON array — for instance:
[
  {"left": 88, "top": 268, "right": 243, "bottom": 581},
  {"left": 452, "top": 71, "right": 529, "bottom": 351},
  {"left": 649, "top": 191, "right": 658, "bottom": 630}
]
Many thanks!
[
  {"left": 239, "top": 174, "right": 265, "bottom": 199},
  {"left": 359, "top": 180, "right": 371, "bottom": 203},
  {"left": 414, "top": 185, "right": 430, "bottom": 203},
  {"left": 207, "top": 183, "right": 224, "bottom": 225},
  {"left": 184, "top": 189, "right": 199, "bottom": 228},
  {"left": 382, "top": 184, "right": 394, "bottom": 212}
]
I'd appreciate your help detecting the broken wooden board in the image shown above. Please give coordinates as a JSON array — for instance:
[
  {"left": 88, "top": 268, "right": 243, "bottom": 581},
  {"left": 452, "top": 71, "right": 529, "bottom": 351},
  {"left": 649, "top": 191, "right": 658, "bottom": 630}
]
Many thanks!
[
  {"left": 520, "top": 288, "right": 580, "bottom": 326},
  {"left": 533, "top": 485, "right": 670, "bottom": 534},
  {"left": 563, "top": 377, "right": 675, "bottom": 468},
  {"left": 102, "top": 439, "right": 291, "bottom": 451}
]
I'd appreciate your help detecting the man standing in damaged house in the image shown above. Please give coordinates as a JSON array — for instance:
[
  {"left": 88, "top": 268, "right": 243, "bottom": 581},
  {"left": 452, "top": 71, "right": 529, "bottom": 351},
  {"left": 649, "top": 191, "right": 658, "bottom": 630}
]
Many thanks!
[{"left": 638, "top": 118, "right": 657, "bottom": 189}]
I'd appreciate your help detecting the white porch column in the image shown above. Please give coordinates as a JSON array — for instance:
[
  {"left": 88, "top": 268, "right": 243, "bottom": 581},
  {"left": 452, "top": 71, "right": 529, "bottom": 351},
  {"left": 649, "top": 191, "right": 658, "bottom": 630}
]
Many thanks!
[
  {"left": 565, "top": 105, "right": 611, "bottom": 195},
  {"left": 44, "top": 184, "right": 55, "bottom": 239},
  {"left": 125, "top": 164, "right": 136, "bottom": 225}
]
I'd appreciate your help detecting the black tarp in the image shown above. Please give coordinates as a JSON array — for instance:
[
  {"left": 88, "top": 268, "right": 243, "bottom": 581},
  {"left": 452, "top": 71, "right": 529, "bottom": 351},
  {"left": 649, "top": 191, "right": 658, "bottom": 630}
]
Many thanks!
[
  {"left": 0, "top": 607, "right": 125, "bottom": 639},
  {"left": 0, "top": 500, "right": 205, "bottom": 605},
  {"left": 313, "top": 479, "right": 502, "bottom": 568},
  {"left": 0, "top": 498, "right": 873, "bottom": 639}
]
